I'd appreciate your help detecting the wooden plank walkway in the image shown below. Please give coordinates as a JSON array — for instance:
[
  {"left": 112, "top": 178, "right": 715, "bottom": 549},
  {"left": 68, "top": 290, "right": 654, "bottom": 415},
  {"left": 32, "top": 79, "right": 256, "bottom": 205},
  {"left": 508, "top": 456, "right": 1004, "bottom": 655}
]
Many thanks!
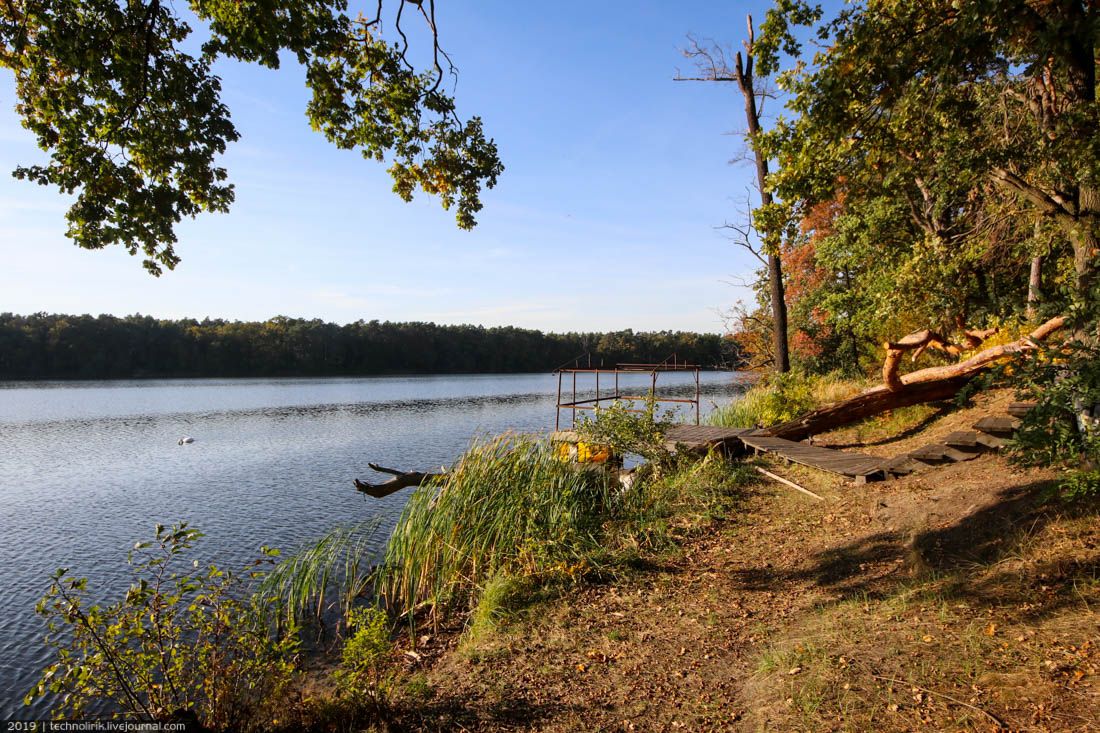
[
  {"left": 664, "top": 425, "right": 754, "bottom": 452},
  {"left": 740, "top": 435, "right": 886, "bottom": 482}
]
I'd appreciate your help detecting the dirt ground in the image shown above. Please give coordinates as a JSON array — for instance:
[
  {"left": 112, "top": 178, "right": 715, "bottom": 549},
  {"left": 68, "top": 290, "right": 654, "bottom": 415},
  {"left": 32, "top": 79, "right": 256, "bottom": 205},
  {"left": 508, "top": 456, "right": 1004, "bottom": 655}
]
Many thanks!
[{"left": 387, "top": 393, "right": 1100, "bottom": 732}]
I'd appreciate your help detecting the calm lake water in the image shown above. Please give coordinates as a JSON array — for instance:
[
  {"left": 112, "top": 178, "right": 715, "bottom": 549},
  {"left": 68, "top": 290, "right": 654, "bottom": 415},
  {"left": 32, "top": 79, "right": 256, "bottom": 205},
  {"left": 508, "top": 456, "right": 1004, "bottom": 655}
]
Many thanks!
[{"left": 0, "top": 372, "right": 745, "bottom": 717}]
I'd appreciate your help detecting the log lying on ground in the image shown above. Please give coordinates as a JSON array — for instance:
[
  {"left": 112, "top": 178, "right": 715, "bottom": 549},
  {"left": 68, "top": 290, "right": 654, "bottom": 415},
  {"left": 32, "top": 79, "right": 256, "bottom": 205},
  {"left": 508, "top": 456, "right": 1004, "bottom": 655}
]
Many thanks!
[
  {"left": 766, "top": 316, "right": 1065, "bottom": 441},
  {"left": 353, "top": 463, "right": 444, "bottom": 498}
]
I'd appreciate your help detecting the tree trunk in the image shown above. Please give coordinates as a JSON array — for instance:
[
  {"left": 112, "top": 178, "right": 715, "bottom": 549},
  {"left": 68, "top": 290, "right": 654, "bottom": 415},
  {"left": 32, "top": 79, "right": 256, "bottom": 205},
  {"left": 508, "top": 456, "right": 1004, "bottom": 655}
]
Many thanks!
[
  {"left": 765, "top": 317, "right": 1065, "bottom": 441},
  {"left": 674, "top": 18, "right": 790, "bottom": 372},
  {"left": 736, "top": 18, "right": 789, "bottom": 373},
  {"left": 1071, "top": 197, "right": 1099, "bottom": 299},
  {"left": 1027, "top": 254, "right": 1042, "bottom": 319}
]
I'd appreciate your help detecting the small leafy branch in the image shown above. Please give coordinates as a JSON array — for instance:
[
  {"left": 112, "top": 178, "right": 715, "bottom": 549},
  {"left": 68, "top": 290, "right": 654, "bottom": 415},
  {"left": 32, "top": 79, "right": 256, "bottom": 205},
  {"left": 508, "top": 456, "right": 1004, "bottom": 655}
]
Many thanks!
[
  {"left": 27, "top": 522, "right": 299, "bottom": 731},
  {"left": 577, "top": 397, "right": 676, "bottom": 467}
]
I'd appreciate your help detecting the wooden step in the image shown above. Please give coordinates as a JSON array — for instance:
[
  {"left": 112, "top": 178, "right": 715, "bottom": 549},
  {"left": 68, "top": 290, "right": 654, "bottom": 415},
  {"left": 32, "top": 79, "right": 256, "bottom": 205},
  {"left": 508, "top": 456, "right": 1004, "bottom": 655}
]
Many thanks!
[
  {"left": 1007, "top": 401, "right": 1037, "bottom": 418},
  {"left": 975, "top": 432, "right": 1008, "bottom": 450},
  {"left": 909, "top": 443, "right": 979, "bottom": 464},
  {"left": 878, "top": 455, "right": 924, "bottom": 477},
  {"left": 741, "top": 435, "right": 886, "bottom": 482},
  {"left": 943, "top": 430, "right": 981, "bottom": 449},
  {"left": 973, "top": 415, "right": 1020, "bottom": 436},
  {"left": 664, "top": 425, "right": 754, "bottom": 453}
]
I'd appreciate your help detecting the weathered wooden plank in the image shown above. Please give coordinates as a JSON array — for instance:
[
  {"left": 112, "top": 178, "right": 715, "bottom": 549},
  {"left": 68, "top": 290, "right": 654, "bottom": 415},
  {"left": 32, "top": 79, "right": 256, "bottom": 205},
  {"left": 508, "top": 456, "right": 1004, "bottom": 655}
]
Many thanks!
[
  {"left": 666, "top": 425, "right": 752, "bottom": 442},
  {"left": 909, "top": 443, "right": 953, "bottom": 462},
  {"left": 973, "top": 416, "right": 1020, "bottom": 435},
  {"left": 1007, "top": 402, "right": 1037, "bottom": 418},
  {"left": 943, "top": 431, "right": 981, "bottom": 448},
  {"left": 975, "top": 432, "right": 1008, "bottom": 450},
  {"left": 909, "top": 443, "right": 978, "bottom": 463},
  {"left": 741, "top": 435, "right": 885, "bottom": 479},
  {"left": 878, "top": 455, "right": 923, "bottom": 476},
  {"left": 664, "top": 425, "right": 753, "bottom": 453}
]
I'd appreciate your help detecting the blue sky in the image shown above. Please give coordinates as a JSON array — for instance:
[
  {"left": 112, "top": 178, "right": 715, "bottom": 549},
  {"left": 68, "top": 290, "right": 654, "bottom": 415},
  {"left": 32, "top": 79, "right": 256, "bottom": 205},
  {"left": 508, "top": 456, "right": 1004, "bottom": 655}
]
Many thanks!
[{"left": 0, "top": 1, "right": 790, "bottom": 333}]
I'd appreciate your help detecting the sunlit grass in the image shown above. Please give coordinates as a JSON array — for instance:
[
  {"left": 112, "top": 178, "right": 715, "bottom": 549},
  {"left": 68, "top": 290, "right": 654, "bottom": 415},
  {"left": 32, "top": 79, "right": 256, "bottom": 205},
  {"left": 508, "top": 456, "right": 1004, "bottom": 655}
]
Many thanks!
[
  {"left": 708, "top": 372, "right": 866, "bottom": 429},
  {"left": 376, "top": 434, "right": 616, "bottom": 626}
]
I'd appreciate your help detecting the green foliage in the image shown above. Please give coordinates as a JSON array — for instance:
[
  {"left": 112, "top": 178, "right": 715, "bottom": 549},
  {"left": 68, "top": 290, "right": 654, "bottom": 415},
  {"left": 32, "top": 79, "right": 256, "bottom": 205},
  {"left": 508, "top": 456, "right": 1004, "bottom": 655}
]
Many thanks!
[
  {"left": 377, "top": 435, "right": 617, "bottom": 625},
  {"left": 1, "top": 0, "right": 501, "bottom": 272},
  {"left": 577, "top": 398, "right": 676, "bottom": 465},
  {"left": 731, "top": 1, "right": 1100, "bottom": 373},
  {"left": 1058, "top": 469, "right": 1100, "bottom": 502},
  {"left": 333, "top": 606, "right": 392, "bottom": 708},
  {"left": 27, "top": 523, "right": 298, "bottom": 730},
  {"left": 464, "top": 573, "right": 540, "bottom": 642},
  {"left": 708, "top": 372, "right": 862, "bottom": 428},
  {"left": 1011, "top": 343, "right": 1100, "bottom": 465}
]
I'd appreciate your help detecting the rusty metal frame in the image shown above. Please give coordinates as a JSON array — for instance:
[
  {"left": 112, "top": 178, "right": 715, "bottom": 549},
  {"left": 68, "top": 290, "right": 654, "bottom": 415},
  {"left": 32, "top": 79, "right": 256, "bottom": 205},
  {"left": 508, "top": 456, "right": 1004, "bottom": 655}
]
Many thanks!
[{"left": 553, "top": 354, "right": 702, "bottom": 430}]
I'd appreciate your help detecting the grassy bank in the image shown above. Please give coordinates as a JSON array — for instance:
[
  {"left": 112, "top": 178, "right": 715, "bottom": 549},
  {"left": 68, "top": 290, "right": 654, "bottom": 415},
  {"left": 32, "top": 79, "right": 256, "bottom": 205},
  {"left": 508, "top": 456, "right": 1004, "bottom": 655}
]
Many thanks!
[{"left": 707, "top": 372, "right": 866, "bottom": 429}]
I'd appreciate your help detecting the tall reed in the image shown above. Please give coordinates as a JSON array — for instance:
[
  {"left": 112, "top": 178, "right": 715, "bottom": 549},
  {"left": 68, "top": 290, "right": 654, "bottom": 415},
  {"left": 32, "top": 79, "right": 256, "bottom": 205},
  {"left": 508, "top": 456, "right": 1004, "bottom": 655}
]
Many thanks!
[
  {"left": 376, "top": 434, "right": 614, "bottom": 624},
  {"left": 258, "top": 518, "right": 385, "bottom": 629}
]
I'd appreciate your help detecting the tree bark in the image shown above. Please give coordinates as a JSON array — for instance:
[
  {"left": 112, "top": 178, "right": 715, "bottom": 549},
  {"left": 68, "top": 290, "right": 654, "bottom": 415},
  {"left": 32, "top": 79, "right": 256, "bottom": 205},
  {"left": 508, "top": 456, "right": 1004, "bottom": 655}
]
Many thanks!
[
  {"left": 765, "top": 316, "right": 1065, "bottom": 441},
  {"left": 735, "top": 18, "right": 790, "bottom": 373},
  {"left": 1027, "top": 254, "right": 1042, "bottom": 320},
  {"left": 353, "top": 463, "right": 444, "bottom": 498}
]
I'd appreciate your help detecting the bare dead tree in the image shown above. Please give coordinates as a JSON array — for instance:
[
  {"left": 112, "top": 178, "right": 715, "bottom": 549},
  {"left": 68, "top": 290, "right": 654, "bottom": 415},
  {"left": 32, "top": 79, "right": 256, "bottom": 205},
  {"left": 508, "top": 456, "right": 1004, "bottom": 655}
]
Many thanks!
[{"left": 676, "top": 16, "right": 790, "bottom": 372}]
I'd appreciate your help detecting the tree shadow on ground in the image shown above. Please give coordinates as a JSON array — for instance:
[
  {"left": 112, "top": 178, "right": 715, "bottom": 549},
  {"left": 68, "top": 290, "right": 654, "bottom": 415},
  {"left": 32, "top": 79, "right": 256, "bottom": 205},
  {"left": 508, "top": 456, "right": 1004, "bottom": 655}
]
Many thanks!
[{"left": 725, "top": 480, "right": 1100, "bottom": 624}]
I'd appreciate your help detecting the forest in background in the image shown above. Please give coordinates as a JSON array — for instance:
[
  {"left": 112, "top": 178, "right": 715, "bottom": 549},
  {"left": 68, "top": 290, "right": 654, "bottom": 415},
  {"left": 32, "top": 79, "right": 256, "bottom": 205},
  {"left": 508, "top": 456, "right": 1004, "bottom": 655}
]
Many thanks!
[{"left": 0, "top": 313, "right": 732, "bottom": 379}]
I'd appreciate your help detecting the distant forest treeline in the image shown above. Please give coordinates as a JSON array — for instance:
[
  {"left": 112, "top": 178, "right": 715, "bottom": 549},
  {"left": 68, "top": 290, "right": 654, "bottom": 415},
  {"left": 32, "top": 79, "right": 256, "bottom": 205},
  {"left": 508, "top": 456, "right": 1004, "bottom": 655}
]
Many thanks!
[{"left": 0, "top": 313, "right": 735, "bottom": 379}]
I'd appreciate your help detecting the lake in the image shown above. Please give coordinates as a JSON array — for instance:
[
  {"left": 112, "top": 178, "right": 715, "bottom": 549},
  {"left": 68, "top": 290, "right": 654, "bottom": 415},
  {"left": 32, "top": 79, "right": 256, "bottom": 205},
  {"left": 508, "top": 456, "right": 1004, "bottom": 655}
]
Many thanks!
[{"left": 0, "top": 371, "right": 745, "bottom": 717}]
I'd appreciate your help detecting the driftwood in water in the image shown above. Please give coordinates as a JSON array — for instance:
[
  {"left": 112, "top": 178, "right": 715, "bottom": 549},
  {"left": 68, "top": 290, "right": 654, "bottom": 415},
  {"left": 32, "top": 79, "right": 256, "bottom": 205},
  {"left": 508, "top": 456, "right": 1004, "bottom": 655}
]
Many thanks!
[
  {"left": 353, "top": 463, "right": 444, "bottom": 498},
  {"left": 766, "top": 316, "right": 1066, "bottom": 441}
]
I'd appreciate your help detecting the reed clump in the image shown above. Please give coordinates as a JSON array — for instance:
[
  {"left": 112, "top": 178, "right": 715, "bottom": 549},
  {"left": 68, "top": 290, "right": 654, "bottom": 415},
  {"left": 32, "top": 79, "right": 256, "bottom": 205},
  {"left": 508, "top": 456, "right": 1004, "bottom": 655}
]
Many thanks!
[
  {"left": 259, "top": 518, "right": 384, "bottom": 630},
  {"left": 376, "top": 434, "right": 616, "bottom": 625}
]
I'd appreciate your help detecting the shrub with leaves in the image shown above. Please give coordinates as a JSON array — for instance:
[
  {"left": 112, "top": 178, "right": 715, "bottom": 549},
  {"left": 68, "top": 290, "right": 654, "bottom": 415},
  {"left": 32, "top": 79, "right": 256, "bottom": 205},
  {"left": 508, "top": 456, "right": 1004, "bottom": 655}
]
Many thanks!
[
  {"left": 27, "top": 523, "right": 299, "bottom": 730},
  {"left": 333, "top": 606, "right": 393, "bottom": 710},
  {"left": 577, "top": 397, "right": 676, "bottom": 466},
  {"left": 1011, "top": 340, "right": 1100, "bottom": 499}
]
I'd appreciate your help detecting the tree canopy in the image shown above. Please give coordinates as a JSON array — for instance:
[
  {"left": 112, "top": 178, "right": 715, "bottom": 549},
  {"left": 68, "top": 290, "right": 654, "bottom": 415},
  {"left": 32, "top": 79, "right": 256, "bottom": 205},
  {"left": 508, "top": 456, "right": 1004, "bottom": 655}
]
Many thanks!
[
  {"left": 0, "top": 0, "right": 503, "bottom": 274},
  {"left": 719, "top": 0, "right": 1099, "bottom": 373}
]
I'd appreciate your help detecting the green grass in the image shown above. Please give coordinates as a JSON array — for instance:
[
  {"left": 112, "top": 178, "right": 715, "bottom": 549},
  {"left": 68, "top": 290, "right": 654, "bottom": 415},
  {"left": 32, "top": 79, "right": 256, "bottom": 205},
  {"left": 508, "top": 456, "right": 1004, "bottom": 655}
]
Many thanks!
[
  {"left": 376, "top": 434, "right": 618, "bottom": 627},
  {"left": 260, "top": 427, "right": 758, "bottom": 656},
  {"left": 375, "top": 434, "right": 758, "bottom": 638},
  {"left": 258, "top": 518, "right": 385, "bottom": 629},
  {"left": 708, "top": 372, "right": 866, "bottom": 429}
]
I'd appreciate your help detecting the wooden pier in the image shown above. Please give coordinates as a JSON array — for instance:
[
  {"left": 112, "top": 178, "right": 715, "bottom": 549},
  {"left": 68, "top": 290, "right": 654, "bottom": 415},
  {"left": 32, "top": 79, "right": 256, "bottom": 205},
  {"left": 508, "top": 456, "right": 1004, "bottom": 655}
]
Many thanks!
[
  {"left": 663, "top": 425, "right": 754, "bottom": 453},
  {"left": 740, "top": 435, "right": 887, "bottom": 483}
]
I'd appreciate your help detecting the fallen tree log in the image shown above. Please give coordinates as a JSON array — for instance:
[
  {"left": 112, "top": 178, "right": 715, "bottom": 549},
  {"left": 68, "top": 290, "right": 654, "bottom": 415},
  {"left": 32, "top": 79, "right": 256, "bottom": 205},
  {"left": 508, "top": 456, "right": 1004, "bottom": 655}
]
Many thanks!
[
  {"left": 766, "top": 316, "right": 1065, "bottom": 441},
  {"left": 353, "top": 463, "right": 444, "bottom": 498}
]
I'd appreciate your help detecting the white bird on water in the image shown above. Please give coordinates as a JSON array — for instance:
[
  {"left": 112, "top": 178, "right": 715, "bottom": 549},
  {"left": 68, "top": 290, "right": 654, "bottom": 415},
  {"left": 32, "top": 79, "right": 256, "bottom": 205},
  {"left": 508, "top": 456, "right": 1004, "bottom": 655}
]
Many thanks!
[{"left": 178, "top": 437, "right": 195, "bottom": 445}]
